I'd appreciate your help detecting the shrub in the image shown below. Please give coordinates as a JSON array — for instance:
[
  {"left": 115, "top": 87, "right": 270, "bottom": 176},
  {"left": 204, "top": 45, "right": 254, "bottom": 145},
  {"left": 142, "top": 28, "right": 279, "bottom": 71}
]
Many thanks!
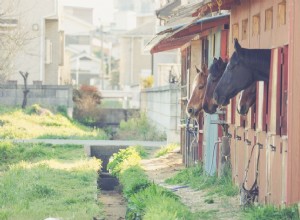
[
  {"left": 107, "top": 146, "right": 142, "bottom": 176},
  {"left": 73, "top": 85, "right": 102, "bottom": 124},
  {"left": 115, "top": 113, "right": 166, "bottom": 141}
]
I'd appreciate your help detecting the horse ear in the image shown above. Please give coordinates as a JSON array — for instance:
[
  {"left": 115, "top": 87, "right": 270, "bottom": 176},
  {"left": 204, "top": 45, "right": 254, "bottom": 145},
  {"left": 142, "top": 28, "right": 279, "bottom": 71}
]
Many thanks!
[
  {"left": 218, "top": 57, "right": 223, "bottom": 63},
  {"left": 234, "top": 38, "right": 242, "bottom": 53},
  {"left": 213, "top": 57, "right": 218, "bottom": 63},
  {"left": 201, "top": 63, "right": 208, "bottom": 74},
  {"left": 195, "top": 65, "right": 201, "bottom": 74}
]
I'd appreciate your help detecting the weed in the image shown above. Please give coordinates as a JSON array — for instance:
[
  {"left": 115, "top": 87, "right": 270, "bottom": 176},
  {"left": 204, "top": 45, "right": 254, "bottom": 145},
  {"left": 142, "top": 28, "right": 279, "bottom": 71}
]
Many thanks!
[
  {"left": 155, "top": 143, "right": 179, "bottom": 157},
  {"left": 115, "top": 112, "right": 166, "bottom": 141},
  {"left": 166, "top": 163, "right": 239, "bottom": 197},
  {"left": 242, "top": 205, "right": 299, "bottom": 220}
]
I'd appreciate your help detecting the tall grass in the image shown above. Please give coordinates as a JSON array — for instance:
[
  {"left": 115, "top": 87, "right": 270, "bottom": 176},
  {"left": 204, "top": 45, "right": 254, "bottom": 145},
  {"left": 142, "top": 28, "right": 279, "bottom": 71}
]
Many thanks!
[
  {"left": 155, "top": 143, "right": 179, "bottom": 157},
  {"left": 166, "top": 163, "right": 239, "bottom": 197},
  {"left": 108, "top": 146, "right": 212, "bottom": 220},
  {"left": 242, "top": 205, "right": 299, "bottom": 220},
  {"left": 115, "top": 112, "right": 166, "bottom": 141},
  {"left": 0, "top": 105, "right": 107, "bottom": 139},
  {"left": 0, "top": 142, "right": 103, "bottom": 220}
]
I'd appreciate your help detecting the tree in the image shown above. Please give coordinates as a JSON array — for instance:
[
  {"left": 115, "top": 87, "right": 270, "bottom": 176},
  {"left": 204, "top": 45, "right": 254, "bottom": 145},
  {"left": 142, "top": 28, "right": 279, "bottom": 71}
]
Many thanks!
[
  {"left": 19, "top": 71, "right": 29, "bottom": 109},
  {"left": 73, "top": 85, "right": 102, "bottom": 123},
  {"left": 0, "top": 0, "right": 36, "bottom": 82}
]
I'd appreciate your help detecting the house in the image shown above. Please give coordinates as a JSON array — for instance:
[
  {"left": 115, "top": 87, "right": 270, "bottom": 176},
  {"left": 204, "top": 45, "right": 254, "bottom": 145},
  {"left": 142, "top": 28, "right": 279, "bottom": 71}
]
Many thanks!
[{"left": 0, "top": 0, "right": 65, "bottom": 85}]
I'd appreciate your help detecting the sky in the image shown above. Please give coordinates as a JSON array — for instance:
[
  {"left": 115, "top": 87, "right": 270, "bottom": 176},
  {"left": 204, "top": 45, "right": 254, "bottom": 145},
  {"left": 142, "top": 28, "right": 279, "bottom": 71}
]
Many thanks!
[{"left": 61, "top": 0, "right": 115, "bottom": 25}]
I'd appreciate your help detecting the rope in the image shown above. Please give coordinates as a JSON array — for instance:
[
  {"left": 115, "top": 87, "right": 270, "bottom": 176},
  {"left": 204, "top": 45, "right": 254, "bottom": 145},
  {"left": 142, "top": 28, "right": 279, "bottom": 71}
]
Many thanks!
[{"left": 240, "top": 142, "right": 261, "bottom": 206}]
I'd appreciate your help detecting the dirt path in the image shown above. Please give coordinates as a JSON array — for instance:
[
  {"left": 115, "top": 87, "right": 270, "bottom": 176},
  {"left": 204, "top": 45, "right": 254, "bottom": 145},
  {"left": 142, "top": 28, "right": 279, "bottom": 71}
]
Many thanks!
[
  {"left": 141, "top": 148, "right": 242, "bottom": 220},
  {"left": 98, "top": 190, "right": 127, "bottom": 220}
]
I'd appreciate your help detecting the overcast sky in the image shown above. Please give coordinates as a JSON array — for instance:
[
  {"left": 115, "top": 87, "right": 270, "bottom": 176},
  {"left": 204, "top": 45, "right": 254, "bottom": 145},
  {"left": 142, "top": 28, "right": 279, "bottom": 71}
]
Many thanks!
[{"left": 61, "top": 0, "right": 115, "bottom": 25}]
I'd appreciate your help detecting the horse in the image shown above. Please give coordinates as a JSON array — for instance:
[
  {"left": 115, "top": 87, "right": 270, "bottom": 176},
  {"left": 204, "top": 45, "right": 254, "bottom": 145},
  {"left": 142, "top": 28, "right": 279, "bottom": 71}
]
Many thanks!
[
  {"left": 202, "top": 57, "right": 227, "bottom": 114},
  {"left": 186, "top": 64, "right": 208, "bottom": 118},
  {"left": 214, "top": 39, "right": 271, "bottom": 106},
  {"left": 237, "top": 82, "right": 256, "bottom": 116}
]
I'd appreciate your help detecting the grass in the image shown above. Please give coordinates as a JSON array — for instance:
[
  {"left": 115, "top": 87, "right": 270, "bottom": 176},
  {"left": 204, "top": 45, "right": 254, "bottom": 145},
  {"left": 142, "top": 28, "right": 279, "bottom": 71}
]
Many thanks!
[
  {"left": 0, "top": 141, "right": 103, "bottom": 220},
  {"left": 155, "top": 143, "right": 179, "bottom": 157},
  {"left": 0, "top": 105, "right": 108, "bottom": 139},
  {"left": 115, "top": 112, "right": 167, "bottom": 141},
  {"left": 242, "top": 205, "right": 299, "bottom": 220},
  {"left": 165, "top": 163, "right": 239, "bottom": 197}
]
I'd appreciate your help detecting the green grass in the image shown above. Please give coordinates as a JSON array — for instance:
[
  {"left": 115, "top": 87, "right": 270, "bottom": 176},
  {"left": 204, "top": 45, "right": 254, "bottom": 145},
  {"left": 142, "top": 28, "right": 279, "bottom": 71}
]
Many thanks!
[
  {"left": 0, "top": 106, "right": 107, "bottom": 139},
  {"left": 166, "top": 163, "right": 239, "bottom": 197},
  {"left": 155, "top": 143, "right": 179, "bottom": 157},
  {"left": 0, "top": 141, "right": 85, "bottom": 170},
  {"left": 115, "top": 112, "right": 166, "bottom": 141},
  {"left": 242, "top": 205, "right": 299, "bottom": 220},
  {"left": 0, "top": 141, "right": 103, "bottom": 220}
]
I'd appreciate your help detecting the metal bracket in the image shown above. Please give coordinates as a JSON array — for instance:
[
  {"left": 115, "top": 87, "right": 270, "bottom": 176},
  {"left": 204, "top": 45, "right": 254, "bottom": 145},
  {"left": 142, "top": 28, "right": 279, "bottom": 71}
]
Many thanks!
[
  {"left": 270, "top": 144, "right": 276, "bottom": 152},
  {"left": 227, "top": 133, "right": 232, "bottom": 138},
  {"left": 258, "top": 143, "right": 263, "bottom": 149},
  {"left": 236, "top": 135, "right": 242, "bottom": 141},
  {"left": 245, "top": 139, "right": 251, "bottom": 146}
]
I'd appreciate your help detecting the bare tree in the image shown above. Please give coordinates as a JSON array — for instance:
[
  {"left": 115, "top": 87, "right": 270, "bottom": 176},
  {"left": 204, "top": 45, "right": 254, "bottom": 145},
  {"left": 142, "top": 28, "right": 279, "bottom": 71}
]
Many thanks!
[
  {"left": 0, "top": 0, "right": 37, "bottom": 82},
  {"left": 19, "top": 71, "right": 29, "bottom": 109}
]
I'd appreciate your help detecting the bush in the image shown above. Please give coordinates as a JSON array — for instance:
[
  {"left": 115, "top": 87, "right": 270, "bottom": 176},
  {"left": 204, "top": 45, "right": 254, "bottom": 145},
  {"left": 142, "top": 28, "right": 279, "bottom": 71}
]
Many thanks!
[
  {"left": 115, "top": 113, "right": 166, "bottom": 141},
  {"left": 73, "top": 85, "right": 102, "bottom": 124},
  {"left": 107, "top": 146, "right": 142, "bottom": 176}
]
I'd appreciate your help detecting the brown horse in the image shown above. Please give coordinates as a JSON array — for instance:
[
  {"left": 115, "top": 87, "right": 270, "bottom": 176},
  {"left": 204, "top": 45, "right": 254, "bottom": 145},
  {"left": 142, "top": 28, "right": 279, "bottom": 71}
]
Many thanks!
[
  {"left": 186, "top": 64, "right": 208, "bottom": 118},
  {"left": 202, "top": 57, "right": 227, "bottom": 114},
  {"left": 237, "top": 82, "right": 256, "bottom": 115}
]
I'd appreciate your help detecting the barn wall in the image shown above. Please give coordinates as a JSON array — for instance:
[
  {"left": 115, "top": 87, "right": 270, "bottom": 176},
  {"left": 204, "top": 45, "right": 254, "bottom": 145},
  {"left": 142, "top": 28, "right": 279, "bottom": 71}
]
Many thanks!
[
  {"left": 227, "top": 0, "right": 293, "bottom": 206},
  {"left": 287, "top": 0, "right": 300, "bottom": 205}
]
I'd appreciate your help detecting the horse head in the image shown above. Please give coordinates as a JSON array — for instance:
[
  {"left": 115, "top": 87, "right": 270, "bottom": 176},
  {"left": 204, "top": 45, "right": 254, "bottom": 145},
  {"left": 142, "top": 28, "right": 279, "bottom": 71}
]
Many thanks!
[
  {"left": 202, "top": 57, "right": 227, "bottom": 114},
  {"left": 237, "top": 82, "right": 256, "bottom": 115},
  {"left": 214, "top": 38, "right": 271, "bottom": 106},
  {"left": 186, "top": 64, "right": 208, "bottom": 118}
]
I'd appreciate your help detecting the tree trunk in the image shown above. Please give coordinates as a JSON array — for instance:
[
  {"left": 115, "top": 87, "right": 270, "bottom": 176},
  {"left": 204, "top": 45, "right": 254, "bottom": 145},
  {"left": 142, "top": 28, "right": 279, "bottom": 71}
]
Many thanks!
[{"left": 19, "top": 71, "right": 29, "bottom": 109}]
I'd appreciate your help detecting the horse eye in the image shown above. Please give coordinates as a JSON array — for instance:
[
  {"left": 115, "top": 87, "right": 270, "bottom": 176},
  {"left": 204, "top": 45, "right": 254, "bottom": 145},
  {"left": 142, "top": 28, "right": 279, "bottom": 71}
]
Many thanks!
[{"left": 198, "top": 84, "right": 205, "bottom": 90}]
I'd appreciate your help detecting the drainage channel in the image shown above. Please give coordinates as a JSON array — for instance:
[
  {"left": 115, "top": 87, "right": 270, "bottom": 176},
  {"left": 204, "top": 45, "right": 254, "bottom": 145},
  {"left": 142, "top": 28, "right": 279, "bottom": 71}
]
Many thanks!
[{"left": 97, "top": 169, "right": 127, "bottom": 220}]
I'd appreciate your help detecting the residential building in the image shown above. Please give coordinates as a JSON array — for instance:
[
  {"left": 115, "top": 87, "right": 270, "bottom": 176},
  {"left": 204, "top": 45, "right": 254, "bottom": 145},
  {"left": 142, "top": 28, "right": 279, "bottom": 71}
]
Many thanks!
[{"left": 0, "top": 0, "right": 65, "bottom": 85}]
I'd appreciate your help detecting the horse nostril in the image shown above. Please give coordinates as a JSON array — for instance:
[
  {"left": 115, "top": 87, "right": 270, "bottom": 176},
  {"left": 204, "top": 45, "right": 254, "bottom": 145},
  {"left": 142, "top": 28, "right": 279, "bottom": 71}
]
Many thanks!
[{"left": 188, "top": 108, "right": 194, "bottom": 114}]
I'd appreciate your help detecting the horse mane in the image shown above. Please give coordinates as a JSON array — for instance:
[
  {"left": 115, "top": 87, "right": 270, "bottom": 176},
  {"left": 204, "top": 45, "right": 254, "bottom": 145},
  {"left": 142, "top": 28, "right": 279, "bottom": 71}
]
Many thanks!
[
  {"left": 209, "top": 60, "right": 228, "bottom": 78},
  {"left": 239, "top": 48, "right": 271, "bottom": 76}
]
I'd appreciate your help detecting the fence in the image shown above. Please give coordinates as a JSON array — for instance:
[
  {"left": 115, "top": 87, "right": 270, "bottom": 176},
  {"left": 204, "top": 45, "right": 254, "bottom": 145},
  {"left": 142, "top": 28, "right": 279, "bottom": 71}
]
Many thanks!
[{"left": 0, "top": 82, "right": 73, "bottom": 117}]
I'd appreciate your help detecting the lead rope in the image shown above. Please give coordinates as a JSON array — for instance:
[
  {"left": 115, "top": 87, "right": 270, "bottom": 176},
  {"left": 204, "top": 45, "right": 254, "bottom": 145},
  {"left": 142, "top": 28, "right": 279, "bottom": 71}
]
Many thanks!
[{"left": 240, "top": 142, "right": 261, "bottom": 206}]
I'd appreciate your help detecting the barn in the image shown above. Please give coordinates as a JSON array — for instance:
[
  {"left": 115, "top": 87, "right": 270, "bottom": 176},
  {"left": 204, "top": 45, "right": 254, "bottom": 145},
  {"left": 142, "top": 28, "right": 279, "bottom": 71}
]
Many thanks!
[{"left": 151, "top": 0, "right": 300, "bottom": 206}]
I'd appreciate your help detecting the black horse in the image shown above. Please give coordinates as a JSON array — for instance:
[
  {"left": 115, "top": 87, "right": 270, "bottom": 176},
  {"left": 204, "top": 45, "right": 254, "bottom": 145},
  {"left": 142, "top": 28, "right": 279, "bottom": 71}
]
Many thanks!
[
  {"left": 214, "top": 39, "right": 271, "bottom": 106},
  {"left": 202, "top": 57, "right": 227, "bottom": 114}
]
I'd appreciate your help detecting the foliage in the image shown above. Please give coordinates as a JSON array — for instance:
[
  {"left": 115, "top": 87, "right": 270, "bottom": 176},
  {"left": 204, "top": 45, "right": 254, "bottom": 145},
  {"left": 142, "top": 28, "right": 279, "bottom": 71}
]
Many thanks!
[
  {"left": 119, "top": 166, "right": 151, "bottom": 199},
  {"left": 0, "top": 142, "right": 103, "bottom": 220},
  {"left": 141, "top": 75, "right": 154, "bottom": 89},
  {"left": 155, "top": 143, "right": 179, "bottom": 158},
  {"left": 242, "top": 205, "right": 299, "bottom": 220},
  {"left": 0, "top": 141, "right": 86, "bottom": 170},
  {"left": 109, "top": 145, "right": 204, "bottom": 220},
  {"left": 0, "top": 106, "right": 107, "bottom": 139},
  {"left": 166, "top": 163, "right": 239, "bottom": 197},
  {"left": 73, "top": 85, "right": 102, "bottom": 124},
  {"left": 115, "top": 112, "right": 166, "bottom": 141},
  {"left": 107, "top": 146, "right": 142, "bottom": 176}
]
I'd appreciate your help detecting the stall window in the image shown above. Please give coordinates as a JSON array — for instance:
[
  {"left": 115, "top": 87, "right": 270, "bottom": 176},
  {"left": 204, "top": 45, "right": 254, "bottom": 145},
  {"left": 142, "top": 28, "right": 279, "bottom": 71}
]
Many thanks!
[{"left": 252, "top": 14, "right": 260, "bottom": 36}]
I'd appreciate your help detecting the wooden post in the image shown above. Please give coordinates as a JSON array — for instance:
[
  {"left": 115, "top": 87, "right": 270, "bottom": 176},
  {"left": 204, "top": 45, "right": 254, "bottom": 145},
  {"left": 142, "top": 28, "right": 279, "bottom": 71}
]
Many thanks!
[{"left": 219, "top": 135, "right": 231, "bottom": 177}]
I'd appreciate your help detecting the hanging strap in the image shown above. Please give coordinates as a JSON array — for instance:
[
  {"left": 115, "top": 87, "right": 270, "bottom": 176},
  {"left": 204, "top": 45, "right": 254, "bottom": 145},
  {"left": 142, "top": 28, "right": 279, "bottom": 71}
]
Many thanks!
[{"left": 242, "top": 142, "right": 261, "bottom": 191}]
